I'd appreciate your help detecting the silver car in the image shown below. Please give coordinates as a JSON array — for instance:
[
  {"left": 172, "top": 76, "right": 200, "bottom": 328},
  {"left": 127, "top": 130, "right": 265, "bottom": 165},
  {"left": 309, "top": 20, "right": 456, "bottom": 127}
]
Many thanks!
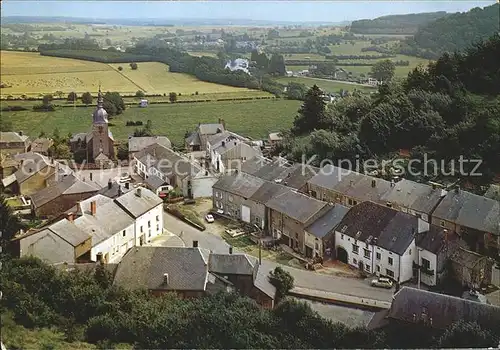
[{"left": 371, "top": 277, "right": 393, "bottom": 289}]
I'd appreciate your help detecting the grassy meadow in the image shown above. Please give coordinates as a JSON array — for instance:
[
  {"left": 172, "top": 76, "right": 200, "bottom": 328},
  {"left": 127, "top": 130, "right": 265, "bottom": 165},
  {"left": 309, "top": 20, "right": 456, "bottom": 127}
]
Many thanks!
[{"left": 4, "top": 99, "right": 301, "bottom": 145}]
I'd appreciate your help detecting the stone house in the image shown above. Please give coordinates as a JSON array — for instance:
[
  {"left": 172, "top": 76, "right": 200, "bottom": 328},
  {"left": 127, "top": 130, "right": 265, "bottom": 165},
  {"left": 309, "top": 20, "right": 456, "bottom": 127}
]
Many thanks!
[
  {"left": 113, "top": 245, "right": 276, "bottom": 308},
  {"left": 28, "top": 138, "right": 53, "bottom": 156},
  {"left": 248, "top": 181, "right": 290, "bottom": 230},
  {"left": 185, "top": 121, "right": 225, "bottom": 152},
  {"left": 30, "top": 174, "right": 100, "bottom": 218},
  {"left": 431, "top": 188, "right": 500, "bottom": 256},
  {"left": 266, "top": 190, "right": 330, "bottom": 255},
  {"left": 0, "top": 131, "right": 30, "bottom": 157},
  {"left": 450, "top": 247, "right": 494, "bottom": 288},
  {"left": 128, "top": 136, "right": 171, "bottom": 160},
  {"left": 212, "top": 172, "right": 266, "bottom": 223}
]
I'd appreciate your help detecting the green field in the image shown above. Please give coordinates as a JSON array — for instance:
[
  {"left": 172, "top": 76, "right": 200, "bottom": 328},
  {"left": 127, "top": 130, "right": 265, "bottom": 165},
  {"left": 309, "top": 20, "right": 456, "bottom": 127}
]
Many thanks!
[
  {"left": 276, "top": 76, "right": 376, "bottom": 93},
  {"left": 4, "top": 99, "right": 301, "bottom": 146}
]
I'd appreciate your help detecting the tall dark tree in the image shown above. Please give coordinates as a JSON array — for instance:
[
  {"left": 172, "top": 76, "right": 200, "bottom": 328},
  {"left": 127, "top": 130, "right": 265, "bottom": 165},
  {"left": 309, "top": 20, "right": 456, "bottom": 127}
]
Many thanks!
[
  {"left": 370, "top": 59, "right": 396, "bottom": 82},
  {"left": 81, "top": 92, "right": 93, "bottom": 105},
  {"left": 103, "top": 92, "right": 125, "bottom": 116},
  {"left": 67, "top": 92, "right": 78, "bottom": 102},
  {"left": 291, "top": 85, "right": 327, "bottom": 135},
  {"left": 0, "top": 196, "right": 24, "bottom": 253},
  {"left": 268, "top": 54, "right": 286, "bottom": 76}
]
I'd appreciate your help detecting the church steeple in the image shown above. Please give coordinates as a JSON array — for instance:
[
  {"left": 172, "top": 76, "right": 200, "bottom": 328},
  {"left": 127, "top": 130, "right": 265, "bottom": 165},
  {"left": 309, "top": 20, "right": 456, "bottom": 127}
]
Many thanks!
[
  {"left": 97, "top": 84, "right": 104, "bottom": 109},
  {"left": 92, "top": 85, "right": 108, "bottom": 124}
]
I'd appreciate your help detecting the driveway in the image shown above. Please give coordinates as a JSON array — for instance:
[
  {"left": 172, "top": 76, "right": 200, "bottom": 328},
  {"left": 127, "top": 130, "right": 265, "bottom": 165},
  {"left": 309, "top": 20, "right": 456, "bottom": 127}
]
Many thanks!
[{"left": 163, "top": 212, "right": 393, "bottom": 302}]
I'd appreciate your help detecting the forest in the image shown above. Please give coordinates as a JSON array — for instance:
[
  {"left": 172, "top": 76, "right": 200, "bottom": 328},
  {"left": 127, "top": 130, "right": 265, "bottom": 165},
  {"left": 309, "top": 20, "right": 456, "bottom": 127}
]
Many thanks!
[
  {"left": 277, "top": 35, "right": 500, "bottom": 186},
  {"left": 349, "top": 11, "right": 449, "bottom": 34},
  {"left": 398, "top": 3, "right": 499, "bottom": 59}
]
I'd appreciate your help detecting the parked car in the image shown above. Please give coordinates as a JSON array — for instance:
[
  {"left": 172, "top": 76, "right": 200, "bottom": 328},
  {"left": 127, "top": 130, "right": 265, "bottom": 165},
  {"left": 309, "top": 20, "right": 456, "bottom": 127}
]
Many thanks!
[
  {"left": 205, "top": 214, "right": 214, "bottom": 223},
  {"left": 370, "top": 277, "right": 393, "bottom": 289}
]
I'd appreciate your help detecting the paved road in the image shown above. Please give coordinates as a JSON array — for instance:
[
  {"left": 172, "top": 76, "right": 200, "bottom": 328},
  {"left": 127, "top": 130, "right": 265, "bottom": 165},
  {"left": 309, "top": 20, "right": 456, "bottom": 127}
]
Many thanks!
[
  {"left": 163, "top": 212, "right": 393, "bottom": 302},
  {"left": 297, "top": 76, "right": 376, "bottom": 88}
]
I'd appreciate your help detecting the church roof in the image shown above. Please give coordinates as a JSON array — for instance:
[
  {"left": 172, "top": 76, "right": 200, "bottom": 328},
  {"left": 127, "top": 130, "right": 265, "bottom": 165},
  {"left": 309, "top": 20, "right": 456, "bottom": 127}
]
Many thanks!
[{"left": 92, "top": 88, "right": 108, "bottom": 124}]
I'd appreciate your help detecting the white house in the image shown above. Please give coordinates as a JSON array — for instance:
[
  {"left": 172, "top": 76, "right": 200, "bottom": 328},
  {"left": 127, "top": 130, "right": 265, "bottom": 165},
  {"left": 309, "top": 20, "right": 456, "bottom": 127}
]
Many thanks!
[
  {"left": 140, "top": 99, "right": 148, "bottom": 107},
  {"left": 334, "top": 201, "right": 434, "bottom": 283}
]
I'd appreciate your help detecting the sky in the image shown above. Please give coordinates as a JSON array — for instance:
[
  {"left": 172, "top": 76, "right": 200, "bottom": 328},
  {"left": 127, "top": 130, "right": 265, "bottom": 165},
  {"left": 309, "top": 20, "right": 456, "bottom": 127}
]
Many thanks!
[{"left": 1, "top": 1, "right": 495, "bottom": 23}]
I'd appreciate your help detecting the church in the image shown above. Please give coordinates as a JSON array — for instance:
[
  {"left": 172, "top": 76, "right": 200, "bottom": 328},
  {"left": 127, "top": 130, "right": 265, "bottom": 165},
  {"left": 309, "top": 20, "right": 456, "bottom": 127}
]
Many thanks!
[{"left": 70, "top": 88, "right": 115, "bottom": 166}]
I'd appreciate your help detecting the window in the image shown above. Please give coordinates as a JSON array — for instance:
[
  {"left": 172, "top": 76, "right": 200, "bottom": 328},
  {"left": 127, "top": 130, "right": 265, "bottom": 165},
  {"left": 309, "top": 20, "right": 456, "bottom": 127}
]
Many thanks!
[
  {"left": 148, "top": 230, "right": 151, "bottom": 237},
  {"left": 311, "top": 190, "right": 317, "bottom": 198},
  {"left": 295, "top": 232, "right": 299, "bottom": 239},
  {"left": 148, "top": 220, "right": 151, "bottom": 228},
  {"left": 421, "top": 258, "right": 431, "bottom": 270},
  {"left": 140, "top": 226, "right": 143, "bottom": 233},
  {"left": 386, "top": 269, "right": 394, "bottom": 278},
  {"left": 376, "top": 252, "right": 381, "bottom": 260},
  {"left": 122, "top": 230, "right": 126, "bottom": 237},
  {"left": 409, "top": 249, "right": 412, "bottom": 255},
  {"left": 157, "top": 224, "right": 160, "bottom": 232},
  {"left": 365, "top": 264, "right": 370, "bottom": 272},
  {"left": 348, "top": 198, "right": 354, "bottom": 206},
  {"left": 386, "top": 202, "right": 392, "bottom": 208},
  {"left": 353, "top": 258, "right": 357, "bottom": 265},
  {"left": 352, "top": 244, "right": 359, "bottom": 254},
  {"left": 315, "top": 243, "right": 319, "bottom": 250},
  {"left": 440, "top": 220, "right": 445, "bottom": 227},
  {"left": 364, "top": 249, "right": 371, "bottom": 259},
  {"left": 156, "top": 215, "right": 159, "bottom": 221},
  {"left": 341, "top": 234, "right": 344, "bottom": 240},
  {"left": 377, "top": 265, "right": 380, "bottom": 272},
  {"left": 388, "top": 257, "right": 393, "bottom": 266},
  {"left": 341, "top": 225, "right": 347, "bottom": 233}
]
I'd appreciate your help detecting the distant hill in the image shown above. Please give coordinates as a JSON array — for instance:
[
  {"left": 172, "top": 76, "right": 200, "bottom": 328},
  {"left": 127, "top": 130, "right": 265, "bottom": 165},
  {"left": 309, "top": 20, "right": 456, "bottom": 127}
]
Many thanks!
[
  {"left": 399, "top": 4, "right": 499, "bottom": 59},
  {"left": 349, "top": 11, "right": 449, "bottom": 34}
]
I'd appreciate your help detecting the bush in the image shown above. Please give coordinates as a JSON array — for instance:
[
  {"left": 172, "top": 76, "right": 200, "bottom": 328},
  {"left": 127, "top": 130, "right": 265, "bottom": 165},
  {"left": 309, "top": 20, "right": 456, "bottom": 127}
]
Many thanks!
[
  {"left": 117, "top": 66, "right": 123, "bottom": 71},
  {"left": 33, "top": 104, "right": 56, "bottom": 112},
  {"left": 129, "top": 62, "right": 138, "bottom": 70},
  {"left": 1, "top": 106, "right": 29, "bottom": 112},
  {"left": 135, "top": 90, "right": 145, "bottom": 98},
  {"left": 67, "top": 92, "right": 77, "bottom": 102}
]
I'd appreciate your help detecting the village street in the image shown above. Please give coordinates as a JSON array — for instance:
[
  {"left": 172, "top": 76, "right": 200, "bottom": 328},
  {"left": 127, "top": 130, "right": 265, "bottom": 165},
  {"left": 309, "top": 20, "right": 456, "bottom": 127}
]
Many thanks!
[{"left": 162, "top": 211, "right": 394, "bottom": 303}]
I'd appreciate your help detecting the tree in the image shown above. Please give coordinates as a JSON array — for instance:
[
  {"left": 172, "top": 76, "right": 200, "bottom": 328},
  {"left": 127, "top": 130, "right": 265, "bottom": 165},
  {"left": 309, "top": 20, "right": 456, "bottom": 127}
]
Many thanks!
[
  {"left": 103, "top": 92, "right": 125, "bottom": 116},
  {"left": 370, "top": 59, "right": 396, "bottom": 82},
  {"left": 437, "top": 321, "right": 498, "bottom": 348},
  {"left": 129, "top": 62, "right": 138, "bottom": 70},
  {"left": 81, "top": 92, "right": 93, "bottom": 105},
  {"left": 0, "top": 195, "right": 25, "bottom": 253},
  {"left": 291, "top": 85, "right": 327, "bottom": 135},
  {"left": 51, "top": 144, "right": 72, "bottom": 159},
  {"left": 117, "top": 66, "right": 123, "bottom": 71},
  {"left": 135, "top": 90, "right": 145, "bottom": 98},
  {"left": 67, "top": 92, "right": 78, "bottom": 102},
  {"left": 42, "top": 94, "right": 53, "bottom": 107},
  {"left": 268, "top": 54, "right": 286, "bottom": 76},
  {"left": 268, "top": 266, "right": 294, "bottom": 301},
  {"left": 286, "top": 82, "right": 309, "bottom": 101},
  {"left": 169, "top": 92, "right": 177, "bottom": 103},
  {"left": 116, "top": 143, "right": 129, "bottom": 161}
]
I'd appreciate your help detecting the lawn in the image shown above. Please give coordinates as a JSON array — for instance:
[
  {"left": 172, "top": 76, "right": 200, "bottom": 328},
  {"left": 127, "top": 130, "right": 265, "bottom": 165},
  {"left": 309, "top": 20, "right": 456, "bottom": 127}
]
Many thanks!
[
  {"left": 328, "top": 41, "right": 374, "bottom": 55},
  {"left": 276, "top": 76, "right": 376, "bottom": 93},
  {"left": 4, "top": 99, "right": 301, "bottom": 146}
]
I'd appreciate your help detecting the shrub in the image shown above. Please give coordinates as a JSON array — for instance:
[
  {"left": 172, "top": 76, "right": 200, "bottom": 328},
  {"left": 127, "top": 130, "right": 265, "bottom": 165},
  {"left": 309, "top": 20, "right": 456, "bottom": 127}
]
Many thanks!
[
  {"left": 117, "top": 66, "right": 123, "bottom": 71},
  {"left": 135, "top": 90, "right": 145, "bottom": 98}
]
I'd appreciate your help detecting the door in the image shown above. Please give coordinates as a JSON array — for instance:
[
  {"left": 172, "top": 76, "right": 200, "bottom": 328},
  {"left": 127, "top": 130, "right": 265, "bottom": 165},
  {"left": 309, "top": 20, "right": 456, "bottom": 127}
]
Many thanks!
[{"left": 241, "top": 205, "right": 250, "bottom": 223}]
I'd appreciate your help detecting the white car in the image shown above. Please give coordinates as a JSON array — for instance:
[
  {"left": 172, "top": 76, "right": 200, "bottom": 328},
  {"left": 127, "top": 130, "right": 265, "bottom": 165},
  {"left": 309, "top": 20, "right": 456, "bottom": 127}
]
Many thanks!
[
  {"left": 370, "top": 277, "right": 393, "bottom": 289},
  {"left": 205, "top": 214, "right": 214, "bottom": 223}
]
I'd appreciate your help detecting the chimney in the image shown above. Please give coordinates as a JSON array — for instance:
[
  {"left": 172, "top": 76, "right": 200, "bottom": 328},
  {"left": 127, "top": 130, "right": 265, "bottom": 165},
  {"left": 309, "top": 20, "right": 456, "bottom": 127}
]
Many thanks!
[
  {"left": 193, "top": 240, "right": 198, "bottom": 248},
  {"left": 90, "top": 201, "right": 96, "bottom": 216},
  {"left": 163, "top": 273, "right": 169, "bottom": 285},
  {"left": 229, "top": 246, "right": 233, "bottom": 254},
  {"left": 108, "top": 178, "right": 112, "bottom": 189},
  {"left": 66, "top": 212, "right": 74, "bottom": 222},
  {"left": 205, "top": 170, "right": 208, "bottom": 176},
  {"left": 118, "top": 185, "right": 122, "bottom": 196},
  {"left": 19, "top": 131, "right": 23, "bottom": 136},
  {"left": 135, "top": 187, "right": 142, "bottom": 197},
  {"left": 371, "top": 179, "right": 376, "bottom": 188},
  {"left": 125, "top": 182, "right": 130, "bottom": 190},
  {"left": 89, "top": 172, "right": 93, "bottom": 181}
]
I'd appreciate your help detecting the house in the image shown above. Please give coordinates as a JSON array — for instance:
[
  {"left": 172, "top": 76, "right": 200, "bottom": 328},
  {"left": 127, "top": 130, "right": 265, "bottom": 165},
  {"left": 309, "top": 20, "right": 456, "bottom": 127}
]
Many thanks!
[
  {"left": 114, "top": 187, "right": 164, "bottom": 247},
  {"left": 248, "top": 181, "right": 291, "bottom": 229},
  {"left": 29, "top": 174, "right": 100, "bottom": 218},
  {"left": 14, "top": 213, "right": 92, "bottom": 264},
  {"left": 1, "top": 152, "right": 58, "bottom": 196},
  {"left": 334, "top": 201, "right": 431, "bottom": 283},
  {"left": 134, "top": 143, "right": 217, "bottom": 198},
  {"left": 281, "top": 163, "right": 319, "bottom": 191},
  {"left": 450, "top": 247, "right": 494, "bottom": 288},
  {"left": 128, "top": 136, "right": 171, "bottom": 160},
  {"left": 28, "top": 137, "right": 53, "bottom": 155},
  {"left": 415, "top": 226, "right": 459, "bottom": 286},
  {"left": 240, "top": 155, "right": 271, "bottom": 175},
  {"left": 286, "top": 71, "right": 293, "bottom": 77},
  {"left": 185, "top": 121, "right": 225, "bottom": 152},
  {"left": 0, "top": 131, "right": 30, "bottom": 157},
  {"left": 224, "top": 58, "right": 250, "bottom": 74},
  {"left": 140, "top": 99, "right": 148, "bottom": 107},
  {"left": 144, "top": 174, "right": 171, "bottom": 196},
  {"left": 0, "top": 156, "right": 18, "bottom": 181},
  {"left": 267, "top": 190, "right": 330, "bottom": 255},
  {"left": 484, "top": 184, "right": 500, "bottom": 202},
  {"left": 334, "top": 68, "right": 349, "bottom": 80},
  {"left": 68, "top": 88, "right": 115, "bottom": 166},
  {"left": 268, "top": 132, "right": 283, "bottom": 147},
  {"left": 113, "top": 245, "right": 276, "bottom": 307},
  {"left": 306, "top": 164, "right": 392, "bottom": 208},
  {"left": 206, "top": 131, "right": 260, "bottom": 174},
  {"left": 381, "top": 179, "right": 447, "bottom": 222},
  {"left": 367, "top": 78, "right": 380, "bottom": 86},
  {"left": 367, "top": 287, "right": 500, "bottom": 334},
  {"left": 212, "top": 172, "right": 266, "bottom": 222},
  {"left": 431, "top": 188, "right": 500, "bottom": 255},
  {"left": 305, "top": 204, "right": 349, "bottom": 260},
  {"left": 244, "top": 157, "right": 293, "bottom": 182}
]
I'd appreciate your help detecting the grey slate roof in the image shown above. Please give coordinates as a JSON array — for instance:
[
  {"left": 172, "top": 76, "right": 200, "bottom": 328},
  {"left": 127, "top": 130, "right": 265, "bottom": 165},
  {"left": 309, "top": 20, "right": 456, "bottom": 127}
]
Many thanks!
[
  {"left": 185, "top": 132, "right": 201, "bottom": 146},
  {"left": 381, "top": 179, "right": 446, "bottom": 214},
  {"left": 145, "top": 174, "right": 168, "bottom": 191},
  {"left": 209, "top": 253, "right": 256, "bottom": 275},
  {"left": 136, "top": 144, "right": 201, "bottom": 179},
  {"left": 47, "top": 218, "right": 90, "bottom": 246},
  {"left": 337, "top": 202, "right": 419, "bottom": 255},
  {"left": 484, "top": 184, "right": 500, "bottom": 202},
  {"left": 266, "top": 190, "right": 328, "bottom": 224},
  {"left": 249, "top": 181, "right": 290, "bottom": 204},
  {"left": 240, "top": 155, "right": 271, "bottom": 175},
  {"left": 432, "top": 189, "right": 500, "bottom": 235},
  {"left": 213, "top": 172, "right": 266, "bottom": 199},
  {"left": 253, "top": 260, "right": 277, "bottom": 299},
  {"left": 308, "top": 164, "right": 392, "bottom": 204},
  {"left": 128, "top": 136, "right": 171, "bottom": 153},
  {"left": 284, "top": 164, "right": 320, "bottom": 190},
  {"left": 114, "top": 187, "right": 163, "bottom": 218},
  {"left": 30, "top": 174, "right": 98, "bottom": 208},
  {"left": 198, "top": 123, "right": 225, "bottom": 135},
  {"left": 415, "top": 225, "right": 454, "bottom": 254},
  {"left": 70, "top": 132, "right": 87, "bottom": 143},
  {"left": 14, "top": 152, "right": 53, "bottom": 183},
  {"left": 113, "top": 246, "right": 211, "bottom": 291},
  {"left": 250, "top": 158, "right": 293, "bottom": 182},
  {"left": 306, "top": 204, "right": 349, "bottom": 238},
  {"left": 387, "top": 287, "right": 500, "bottom": 330},
  {"left": 98, "top": 182, "right": 132, "bottom": 199}
]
